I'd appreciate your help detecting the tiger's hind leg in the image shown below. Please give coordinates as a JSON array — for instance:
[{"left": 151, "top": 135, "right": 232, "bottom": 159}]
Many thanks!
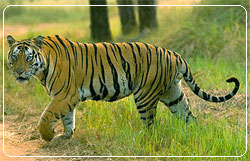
[
  {"left": 62, "top": 109, "right": 76, "bottom": 139},
  {"left": 133, "top": 91, "right": 160, "bottom": 127},
  {"left": 160, "top": 81, "right": 196, "bottom": 123}
]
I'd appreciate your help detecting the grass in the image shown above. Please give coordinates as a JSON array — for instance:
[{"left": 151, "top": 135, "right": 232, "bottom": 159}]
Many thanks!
[
  {"left": 1, "top": 0, "right": 249, "bottom": 159},
  {"left": 72, "top": 98, "right": 246, "bottom": 156},
  {"left": 187, "top": 57, "right": 246, "bottom": 92}
]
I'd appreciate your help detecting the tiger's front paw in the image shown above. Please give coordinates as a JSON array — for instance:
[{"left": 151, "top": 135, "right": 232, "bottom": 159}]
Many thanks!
[
  {"left": 54, "top": 134, "right": 72, "bottom": 142},
  {"left": 37, "top": 121, "right": 55, "bottom": 142}
]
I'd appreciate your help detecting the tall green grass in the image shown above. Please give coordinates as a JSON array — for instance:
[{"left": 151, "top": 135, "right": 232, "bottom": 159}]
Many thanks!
[
  {"left": 73, "top": 99, "right": 246, "bottom": 156},
  {"left": 187, "top": 57, "right": 246, "bottom": 93}
]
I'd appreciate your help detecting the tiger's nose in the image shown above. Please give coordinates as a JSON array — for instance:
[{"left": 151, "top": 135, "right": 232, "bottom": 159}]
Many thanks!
[{"left": 16, "top": 69, "right": 25, "bottom": 75}]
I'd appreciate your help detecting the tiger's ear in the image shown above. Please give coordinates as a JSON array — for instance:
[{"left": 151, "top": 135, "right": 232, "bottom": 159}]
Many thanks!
[
  {"left": 34, "top": 35, "right": 44, "bottom": 48},
  {"left": 7, "top": 35, "right": 16, "bottom": 47}
]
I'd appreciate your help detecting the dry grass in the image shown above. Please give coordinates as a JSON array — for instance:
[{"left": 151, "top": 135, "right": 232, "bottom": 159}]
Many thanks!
[{"left": 2, "top": 90, "right": 248, "bottom": 157}]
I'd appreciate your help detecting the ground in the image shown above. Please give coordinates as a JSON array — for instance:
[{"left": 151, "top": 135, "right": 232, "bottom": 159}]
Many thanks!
[{"left": 0, "top": 88, "right": 248, "bottom": 160}]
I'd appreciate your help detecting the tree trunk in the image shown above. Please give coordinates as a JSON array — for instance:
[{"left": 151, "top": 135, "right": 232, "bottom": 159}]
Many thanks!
[
  {"left": 138, "top": 0, "right": 158, "bottom": 32},
  {"left": 117, "top": 0, "right": 137, "bottom": 35},
  {"left": 89, "top": 0, "right": 112, "bottom": 41}
]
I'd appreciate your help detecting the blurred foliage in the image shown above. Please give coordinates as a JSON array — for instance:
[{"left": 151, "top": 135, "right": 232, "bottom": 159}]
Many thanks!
[{"left": 162, "top": 0, "right": 247, "bottom": 63}]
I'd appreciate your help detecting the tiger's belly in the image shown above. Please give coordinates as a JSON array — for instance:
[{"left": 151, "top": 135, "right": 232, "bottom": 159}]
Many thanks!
[{"left": 78, "top": 75, "right": 133, "bottom": 102}]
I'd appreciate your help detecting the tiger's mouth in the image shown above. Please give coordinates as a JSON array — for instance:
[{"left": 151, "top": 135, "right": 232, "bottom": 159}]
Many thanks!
[{"left": 16, "top": 76, "right": 30, "bottom": 84}]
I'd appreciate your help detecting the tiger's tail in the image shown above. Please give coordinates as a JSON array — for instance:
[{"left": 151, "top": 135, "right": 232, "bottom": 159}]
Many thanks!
[{"left": 181, "top": 61, "right": 239, "bottom": 103}]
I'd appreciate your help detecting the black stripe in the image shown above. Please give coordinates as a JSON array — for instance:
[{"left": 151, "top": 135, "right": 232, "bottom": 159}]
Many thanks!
[
  {"left": 22, "top": 42, "right": 30, "bottom": 46},
  {"left": 134, "top": 43, "right": 141, "bottom": 57},
  {"left": 65, "top": 121, "right": 73, "bottom": 126},
  {"left": 47, "top": 36, "right": 62, "bottom": 57},
  {"left": 185, "top": 111, "right": 193, "bottom": 123},
  {"left": 103, "top": 86, "right": 108, "bottom": 98},
  {"left": 225, "top": 94, "right": 232, "bottom": 100},
  {"left": 99, "top": 76, "right": 108, "bottom": 99},
  {"left": 126, "top": 62, "right": 133, "bottom": 90},
  {"left": 47, "top": 51, "right": 58, "bottom": 90},
  {"left": 110, "top": 43, "right": 117, "bottom": 52},
  {"left": 178, "top": 56, "right": 183, "bottom": 65},
  {"left": 93, "top": 95, "right": 101, "bottom": 101},
  {"left": 68, "top": 104, "right": 72, "bottom": 112},
  {"left": 202, "top": 92, "right": 210, "bottom": 101},
  {"left": 138, "top": 101, "right": 158, "bottom": 114},
  {"left": 63, "top": 117, "right": 71, "bottom": 121},
  {"left": 166, "top": 92, "right": 184, "bottom": 107},
  {"left": 77, "top": 42, "right": 83, "bottom": 68},
  {"left": 219, "top": 96, "right": 225, "bottom": 102},
  {"left": 99, "top": 76, "right": 104, "bottom": 93},
  {"left": 99, "top": 55, "right": 106, "bottom": 83},
  {"left": 167, "top": 50, "right": 173, "bottom": 82},
  {"left": 54, "top": 113, "right": 60, "bottom": 120},
  {"left": 54, "top": 80, "right": 66, "bottom": 96},
  {"left": 133, "top": 73, "right": 145, "bottom": 97},
  {"left": 49, "top": 71, "right": 60, "bottom": 94},
  {"left": 170, "top": 110, "right": 177, "bottom": 114},
  {"left": 127, "top": 43, "right": 138, "bottom": 76},
  {"left": 55, "top": 35, "right": 71, "bottom": 92},
  {"left": 63, "top": 84, "right": 72, "bottom": 100},
  {"left": 173, "top": 51, "right": 178, "bottom": 57},
  {"left": 60, "top": 112, "right": 65, "bottom": 118},
  {"left": 103, "top": 43, "right": 120, "bottom": 101},
  {"left": 43, "top": 40, "right": 57, "bottom": 54},
  {"left": 137, "top": 94, "right": 159, "bottom": 110},
  {"left": 140, "top": 43, "right": 151, "bottom": 89},
  {"left": 144, "top": 43, "right": 152, "bottom": 66},
  {"left": 137, "top": 45, "right": 160, "bottom": 101},
  {"left": 43, "top": 54, "right": 49, "bottom": 86},
  {"left": 109, "top": 43, "right": 118, "bottom": 61},
  {"left": 187, "top": 111, "right": 192, "bottom": 117},
  {"left": 66, "top": 38, "right": 77, "bottom": 65},
  {"left": 212, "top": 96, "right": 218, "bottom": 102},
  {"left": 81, "top": 97, "right": 86, "bottom": 101},
  {"left": 140, "top": 115, "right": 155, "bottom": 121},
  {"left": 83, "top": 43, "right": 89, "bottom": 75},
  {"left": 79, "top": 44, "right": 85, "bottom": 89},
  {"left": 182, "top": 57, "right": 189, "bottom": 78},
  {"left": 194, "top": 85, "right": 200, "bottom": 95},
  {"left": 116, "top": 44, "right": 127, "bottom": 72},
  {"left": 89, "top": 57, "right": 97, "bottom": 98},
  {"left": 92, "top": 43, "right": 98, "bottom": 65}
]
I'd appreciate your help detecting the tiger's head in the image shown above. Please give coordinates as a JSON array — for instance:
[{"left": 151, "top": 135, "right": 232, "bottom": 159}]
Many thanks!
[{"left": 7, "top": 35, "right": 46, "bottom": 84}]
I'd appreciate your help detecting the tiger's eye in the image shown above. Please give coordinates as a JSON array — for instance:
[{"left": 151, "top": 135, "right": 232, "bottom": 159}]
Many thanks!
[
  {"left": 11, "top": 54, "right": 17, "bottom": 60},
  {"left": 9, "top": 61, "right": 13, "bottom": 66},
  {"left": 26, "top": 55, "right": 33, "bottom": 61}
]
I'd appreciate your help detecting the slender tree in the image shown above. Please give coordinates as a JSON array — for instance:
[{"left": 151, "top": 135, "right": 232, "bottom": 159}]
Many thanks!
[
  {"left": 89, "top": 0, "right": 112, "bottom": 41},
  {"left": 138, "top": 0, "right": 158, "bottom": 32},
  {"left": 117, "top": 0, "right": 137, "bottom": 34}
]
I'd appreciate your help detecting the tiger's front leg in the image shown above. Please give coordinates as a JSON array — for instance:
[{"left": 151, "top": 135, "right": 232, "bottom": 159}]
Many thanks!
[
  {"left": 37, "top": 99, "right": 76, "bottom": 141},
  {"left": 62, "top": 109, "right": 75, "bottom": 138}
]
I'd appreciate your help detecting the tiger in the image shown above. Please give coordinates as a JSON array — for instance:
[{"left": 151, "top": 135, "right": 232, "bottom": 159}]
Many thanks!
[{"left": 6, "top": 35, "right": 240, "bottom": 142}]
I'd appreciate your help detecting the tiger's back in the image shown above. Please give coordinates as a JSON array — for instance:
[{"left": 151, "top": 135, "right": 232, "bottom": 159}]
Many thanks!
[{"left": 42, "top": 35, "right": 178, "bottom": 103}]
